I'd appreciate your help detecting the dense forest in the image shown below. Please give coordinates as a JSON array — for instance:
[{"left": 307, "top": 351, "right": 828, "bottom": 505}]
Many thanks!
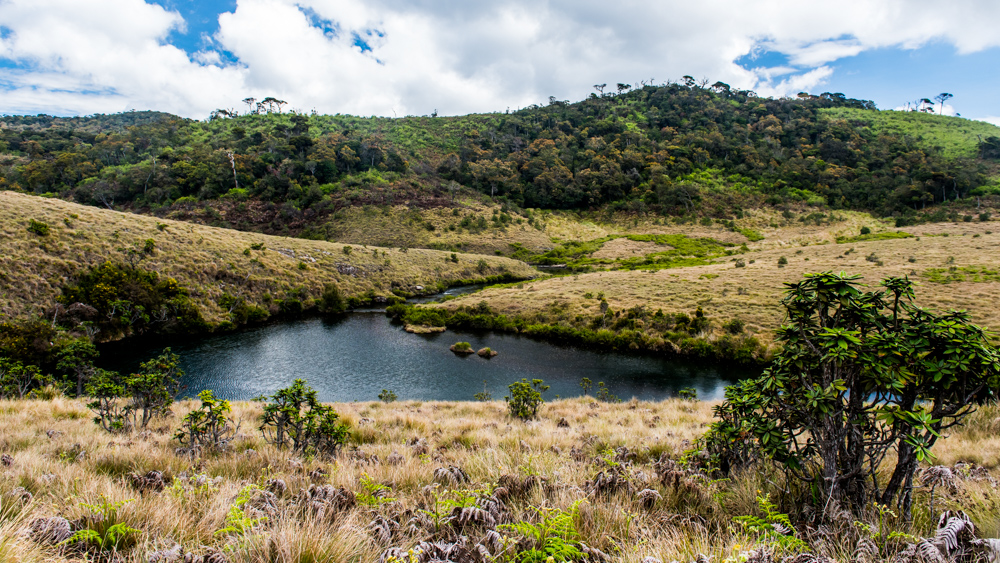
[{"left": 2, "top": 82, "right": 999, "bottom": 227}]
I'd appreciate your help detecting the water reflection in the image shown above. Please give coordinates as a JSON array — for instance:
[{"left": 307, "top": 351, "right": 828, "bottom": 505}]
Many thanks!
[{"left": 100, "top": 314, "right": 753, "bottom": 402}]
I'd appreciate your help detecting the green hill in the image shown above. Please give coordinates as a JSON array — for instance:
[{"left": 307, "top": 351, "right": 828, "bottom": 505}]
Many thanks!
[{"left": 3, "top": 85, "right": 999, "bottom": 240}]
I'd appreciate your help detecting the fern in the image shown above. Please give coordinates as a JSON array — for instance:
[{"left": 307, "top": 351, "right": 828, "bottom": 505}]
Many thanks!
[
  {"left": 215, "top": 484, "right": 267, "bottom": 537},
  {"left": 732, "top": 493, "right": 807, "bottom": 553},
  {"left": 60, "top": 497, "right": 141, "bottom": 553},
  {"left": 500, "top": 500, "right": 586, "bottom": 563}
]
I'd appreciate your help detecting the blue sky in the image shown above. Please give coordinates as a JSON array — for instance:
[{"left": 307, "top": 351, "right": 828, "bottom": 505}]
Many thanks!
[{"left": 1, "top": 0, "right": 998, "bottom": 124}]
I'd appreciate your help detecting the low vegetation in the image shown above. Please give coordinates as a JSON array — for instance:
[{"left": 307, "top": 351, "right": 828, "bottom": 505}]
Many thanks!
[
  {"left": 0, "top": 390, "right": 998, "bottom": 562},
  {"left": 0, "top": 191, "right": 536, "bottom": 334}
]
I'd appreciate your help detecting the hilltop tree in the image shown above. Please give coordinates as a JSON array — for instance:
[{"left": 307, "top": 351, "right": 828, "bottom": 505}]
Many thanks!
[
  {"left": 705, "top": 272, "right": 1000, "bottom": 520},
  {"left": 935, "top": 92, "right": 953, "bottom": 115}
]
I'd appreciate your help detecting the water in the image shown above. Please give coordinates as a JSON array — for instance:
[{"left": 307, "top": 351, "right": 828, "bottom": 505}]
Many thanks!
[{"left": 99, "top": 313, "right": 754, "bottom": 403}]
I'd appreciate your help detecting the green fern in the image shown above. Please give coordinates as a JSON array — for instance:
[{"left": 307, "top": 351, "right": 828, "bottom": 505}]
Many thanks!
[
  {"left": 732, "top": 493, "right": 807, "bottom": 553},
  {"left": 60, "top": 497, "right": 141, "bottom": 553},
  {"left": 500, "top": 500, "right": 586, "bottom": 563}
]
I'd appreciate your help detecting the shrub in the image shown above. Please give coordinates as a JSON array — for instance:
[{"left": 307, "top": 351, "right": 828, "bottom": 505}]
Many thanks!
[
  {"left": 259, "top": 379, "right": 349, "bottom": 456},
  {"left": 595, "top": 381, "right": 619, "bottom": 403},
  {"left": 678, "top": 387, "right": 698, "bottom": 401},
  {"left": 722, "top": 318, "right": 745, "bottom": 334},
  {"left": 319, "top": 283, "right": 347, "bottom": 314},
  {"left": 476, "top": 259, "right": 489, "bottom": 274},
  {"left": 27, "top": 219, "right": 50, "bottom": 236},
  {"left": 0, "top": 357, "right": 49, "bottom": 400},
  {"left": 777, "top": 256, "right": 788, "bottom": 267},
  {"left": 85, "top": 348, "right": 183, "bottom": 433},
  {"left": 734, "top": 258, "right": 746, "bottom": 268},
  {"left": 378, "top": 389, "right": 397, "bottom": 403},
  {"left": 174, "top": 390, "right": 238, "bottom": 452},
  {"left": 860, "top": 226, "right": 871, "bottom": 235},
  {"left": 505, "top": 378, "right": 548, "bottom": 420},
  {"left": 704, "top": 272, "right": 1000, "bottom": 519}
]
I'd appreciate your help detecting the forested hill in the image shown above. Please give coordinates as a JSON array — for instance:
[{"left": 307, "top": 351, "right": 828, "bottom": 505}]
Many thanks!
[{"left": 2, "top": 83, "right": 999, "bottom": 225}]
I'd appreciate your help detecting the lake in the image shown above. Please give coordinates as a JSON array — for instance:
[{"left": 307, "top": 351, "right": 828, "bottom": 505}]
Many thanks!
[{"left": 99, "top": 308, "right": 754, "bottom": 403}]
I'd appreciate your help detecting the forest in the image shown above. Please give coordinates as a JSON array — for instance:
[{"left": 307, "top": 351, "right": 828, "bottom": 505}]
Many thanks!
[{"left": 2, "top": 82, "right": 999, "bottom": 231}]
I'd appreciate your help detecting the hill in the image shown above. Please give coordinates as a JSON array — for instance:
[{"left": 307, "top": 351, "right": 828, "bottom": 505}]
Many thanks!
[
  {"left": 0, "top": 191, "right": 536, "bottom": 332},
  {"left": 3, "top": 85, "right": 1000, "bottom": 248}
]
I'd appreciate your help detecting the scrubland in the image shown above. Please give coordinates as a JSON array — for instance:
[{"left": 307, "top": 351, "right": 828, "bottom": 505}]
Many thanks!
[{"left": 0, "top": 396, "right": 998, "bottom": 562}]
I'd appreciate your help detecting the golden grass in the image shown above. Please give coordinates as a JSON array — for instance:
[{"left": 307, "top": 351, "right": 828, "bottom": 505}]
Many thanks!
[
  {"left": 0, "top": 397, "right": 997, "bottom": 562},
  {"left": 441, "top": 219, "right": 1000, "bottom": 347},
  {"left": 0, "top": 192, "right": 537, "bottom": 324}
]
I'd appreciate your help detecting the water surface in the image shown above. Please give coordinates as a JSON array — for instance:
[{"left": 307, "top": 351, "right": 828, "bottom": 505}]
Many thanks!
[{"left": 100, "top": 313, "right": 753, "bottom": 402}]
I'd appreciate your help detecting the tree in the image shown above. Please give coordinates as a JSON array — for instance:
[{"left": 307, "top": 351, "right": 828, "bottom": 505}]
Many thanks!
[
  {"left": 127, "top": 348, "right": 183, "bottom": 429},
  {"left": 934, "top": 93, "right": 953, "bottom": 115},
  {"left": 0, "top": 357, "right": 48, "bottom": 399},
  {"left": 469, "top": 158, "right": 516, "bottom": 198},
  {"left": 704, "top": 272, "right": 1000, "bottom": 520},
  {"left": 56, "top": 340, "right": 99, "bottom": 396}
]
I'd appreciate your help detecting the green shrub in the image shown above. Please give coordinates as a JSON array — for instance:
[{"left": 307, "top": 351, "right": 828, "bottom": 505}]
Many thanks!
[
  {"left": 319, "top": 283, "right": 347, "bottom": 314},
  {"left": 860, "top": 226, "right": 871, "bottom": 235},
  {"left": 27, "top": 219, "right": 50, "bottom": 236},
  {"left": 174, "top": 390, "right": 237, "bottom": 451},
  {"left": 777, "top": 256, "right": 788, "bottom": 267},
  {"left": 259, "top": 379, "right": 349, "bottom": 456},
  {"left": 505, "top": 378, "right": 549, "bottom": 420},
  {"left": 722, "top": 318, "right": 745, "bottom": 334},
  {"left": 378, "top": 389, "right": 397, "bottom": 403}
]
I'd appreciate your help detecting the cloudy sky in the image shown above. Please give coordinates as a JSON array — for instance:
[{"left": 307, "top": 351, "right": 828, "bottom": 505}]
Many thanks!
[{"left": 1, "top": 0, "right": 998, "bottom": 124}]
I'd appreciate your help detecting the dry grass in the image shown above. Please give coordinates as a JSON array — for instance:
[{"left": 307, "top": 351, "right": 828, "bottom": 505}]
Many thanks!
[
  {"left": 0, "top": 192, "right": 537, "bottom": 324},
  {"left": 0, "top": 396, "right": 997, "bottom": 562},
  {"left": 441, "top": 220, "right": 1000, "bottom": 347}
]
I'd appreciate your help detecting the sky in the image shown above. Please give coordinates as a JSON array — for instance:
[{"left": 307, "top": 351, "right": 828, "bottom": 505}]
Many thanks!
[{"left": 0, "top": 0, "right": 998, "bottom": 125}]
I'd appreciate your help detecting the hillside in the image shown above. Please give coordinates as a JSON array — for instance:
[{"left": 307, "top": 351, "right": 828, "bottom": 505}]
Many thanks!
[
  {"left": 406, "top": 211, "right": 1000, "bottom": 360},
  {"left": 0, "top": 395, "right": 997, "bottom": 563},
  {"left": 3, "top": 85, "right": 1000, "bottom": 249},
  {"left": 0, "top": 191, "right": 536, "bottom": 328}
]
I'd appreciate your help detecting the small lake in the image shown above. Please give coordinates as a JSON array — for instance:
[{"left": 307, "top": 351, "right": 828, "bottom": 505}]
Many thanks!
[{"left": 100, "top": 304, "right": 755, "bottom": 403}]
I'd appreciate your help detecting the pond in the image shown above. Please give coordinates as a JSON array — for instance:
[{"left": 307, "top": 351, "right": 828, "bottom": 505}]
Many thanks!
[{"left": 99, "top": 310, "right": 755, "bottom": 403}]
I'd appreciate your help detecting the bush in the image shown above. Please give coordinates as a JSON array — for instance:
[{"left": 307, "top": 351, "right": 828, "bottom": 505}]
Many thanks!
[
  {"left": 27, "top": 219, "right": 50, "bottom": 236},
  {"left": 722, "top": 318, "right": 745, "bottom": 334},
  {"left": 734, "top": 258, "right": 746, "bottom": 268},
  {"left": 703, "top": 272, "right": 1000, "bottom": 519},
  {"left": 259, "top": 379, "right": 349, "bottom": 456},
  {"left": 860, "top": 226, "right": 871, "bottom": 235},
  {"left": 0, "top": 357, "right": 49, "bottom": 400},
  {"left": 174, "top": 390, "right": 238, "bottom": 452},
  {"left": 378, "top": 389, "right": 397, "bottom": 403},
  {"left": 505, "top": 378, "right": 548, "bottom": 420},
  {"left": 319, "top": 283, "right": 347, "bottom": 314},
  {"left": 86, "top": 348, "right": 183, "bottom": 433},
  {"left": 777, "top": 256, "right": 788, "bottom": 267}
]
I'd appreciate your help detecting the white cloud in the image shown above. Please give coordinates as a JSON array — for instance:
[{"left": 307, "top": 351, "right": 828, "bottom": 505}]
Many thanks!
[{"left": 0, "top": 0, "right": 999, "bottom": 118}]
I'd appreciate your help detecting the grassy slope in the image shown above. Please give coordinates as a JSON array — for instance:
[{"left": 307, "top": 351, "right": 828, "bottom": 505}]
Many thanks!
[
  {"left": 438, "top": 209, "right": 1000, "bottom": 347},
  {"left": 820, "top": 107, "right": 1000, "bottom": 159},
  {"left": 0, "top": 397, "right": 997, "bottom": 563},
  {"left": 0, "top": 191, "right": 537, "bottom": 324}
]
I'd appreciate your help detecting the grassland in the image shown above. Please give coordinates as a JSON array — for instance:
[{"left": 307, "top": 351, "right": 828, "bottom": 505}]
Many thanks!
[
  {"left": 0, "top": 192, "right": 536, "bottom": 327},
  {"left": 434, "top": 209, "right": 1000, "bottom": 350},
  {"left": 0, "top": 395, "right": 997, "bottom": 563},
  {"left": 820, "top": 107, "right": 1000, "bottom": 159}
]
